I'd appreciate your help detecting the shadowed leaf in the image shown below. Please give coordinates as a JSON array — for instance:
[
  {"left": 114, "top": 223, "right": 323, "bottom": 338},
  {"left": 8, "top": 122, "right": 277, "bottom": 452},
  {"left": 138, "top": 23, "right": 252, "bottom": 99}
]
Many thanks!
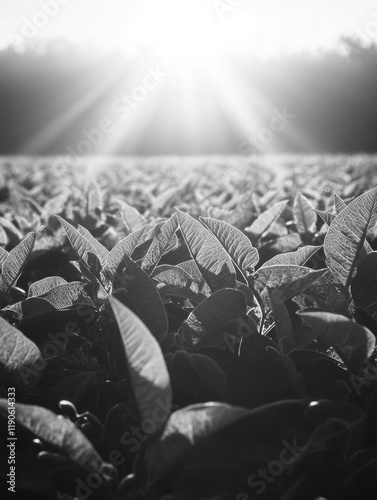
[
  {"left": 352, "top": 251, "right": 377, "bottom": 319},
  {"left": 112, "top": 254, "right": 168, "bottom": 342},
  {"left": 182, "top": 289, "right": 247, "bottom": 347},
  {"left": 0, "top": 399, "right": 111, "bottom": 476},
  {"left": 298, "top": 310, "right": 376, "bottom": 372}
]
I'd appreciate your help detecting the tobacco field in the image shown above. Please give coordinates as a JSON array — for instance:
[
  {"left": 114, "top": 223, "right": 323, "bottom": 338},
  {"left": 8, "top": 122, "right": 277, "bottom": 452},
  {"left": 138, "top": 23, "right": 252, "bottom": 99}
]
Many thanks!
[{"left": 0, "top": 155, "right": 377, "bottom": 500}]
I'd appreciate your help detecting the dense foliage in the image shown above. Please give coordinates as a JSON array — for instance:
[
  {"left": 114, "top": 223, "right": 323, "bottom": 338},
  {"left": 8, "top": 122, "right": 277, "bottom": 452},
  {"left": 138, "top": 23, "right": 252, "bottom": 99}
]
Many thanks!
[{"left": 1, "top": 157, "right": 377, "bottom": 500}]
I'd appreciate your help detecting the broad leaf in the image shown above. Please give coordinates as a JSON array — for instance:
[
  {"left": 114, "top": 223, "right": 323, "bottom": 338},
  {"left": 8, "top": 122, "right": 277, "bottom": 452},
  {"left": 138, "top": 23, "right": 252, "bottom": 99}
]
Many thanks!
[
  {"left": 269, "top": 289, "right": 293, "bottom": 352},
  {"left": 315, "top": 209, "right": 334, "bottom": 227},
  {"left": 77, "top": 225, "right": 109, "bottom": 264},
  {"left": 177, "top": 261, "right": 212, "bottom": 297},
  {"left": 146, "top": 399, "right": 310, "bottom": 486},
  {"left": 352, "top": 251, "right": 377, "bottom": 319},
  {"left": 109, "top": 297, "right": 172, "bottom": 431},
  {"left": 253, "top": 265, "right": 327, "bottom": 303},
  {"left": 294, "top": 270, "right": 350, "bottom": 316},
  {"left": 259, "top": 233, "right": 302, "bottom": 259},
  {"left": 182, "top": 289, "right": 247, "bottom": 347},
  {"left": 146, "top": 403, "right": 252, "bottom": 485},
  {"left": 207, "top": 207, "right": 233, "bottom": 224},
  {"left": 175, "top": 209, "right": 236, "bottom": 292},
  {"left": 39, "top": 282, "right": 94, "bottom": 309},
  {"left": 112, "top": 253, "right": 168, "bottom": 342},
  {"left": 245, "top": 200, "right": 288, "bottom": 243},
  {"left": 28, "top": 277, "right": 67, "bottom": 297},
  {"left": 0, "top": 225, "right": 7, "bottom": 246},
  {"left": 0, "top": 217, "right": 23, "bottom": 244},
  {"left": 298, "top": 311, "right": 376, "bottom": 372},
  {"left": 0, "top": 316, "right": 44, "bottom": 388},
  {"left": 104, "top": 222, "right": 163, "bottom": 277},
  {"left": 334, "top": 193, "right": 347, "bottom": 214},
  {"left": 0, "top": 232, "right": 36, "bottom": 297},
  {"left": 55, "top": 215, "right": 102, "bottom": 278},
  {"left": 208, "top": 190, "right": 257, "bottom": 229},
  {"left": 324, "top": 187, "right": 377, "bottom": 288},
  {"left": 200, "top": 217, "right": 259, "bottom": 278},
  {"left": 105, "top": 226, "right": 148, "bottom": 276},
  {"left": 293, "top": 194, "right": 317, "bottom": 237},
  {"left": 178, "top": 260, "right": 209, "bottom": 283},
  {"left": 142, "top": 215, "right": 178, "bottom": 274},
  {"left": 261, "top": 245, "right": 321, "bottom": 268},
  {"left": 85, "top": 178, "right": 104, "bottom": 213},
  {"left": 117, "top": 199, "right": 146, "bottom": 233},
  {"left": 0, "top": 399, "right": 111, "bottom": 475},
  {"left": 0, "top": 246, "right": 8, "bottom": 266},
  {"left": 5, "top": 297, "right": 57, "bottom": 321},
  {"left": 153, "top": 265, "right": 208, "bottom": 303}
]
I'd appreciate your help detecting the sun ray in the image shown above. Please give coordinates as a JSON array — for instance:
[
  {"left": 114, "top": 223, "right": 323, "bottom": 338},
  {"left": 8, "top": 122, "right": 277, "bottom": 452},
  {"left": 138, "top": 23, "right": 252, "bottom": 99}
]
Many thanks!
[{"left": 21, "top": 61, "right": 126, "bottom": 154}]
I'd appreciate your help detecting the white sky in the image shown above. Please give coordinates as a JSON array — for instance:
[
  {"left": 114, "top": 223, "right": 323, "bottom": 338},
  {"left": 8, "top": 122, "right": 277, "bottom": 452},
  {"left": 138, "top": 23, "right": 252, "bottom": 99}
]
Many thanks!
[{"left": 0, "top": 0, "right": 376, "bottom": 58}]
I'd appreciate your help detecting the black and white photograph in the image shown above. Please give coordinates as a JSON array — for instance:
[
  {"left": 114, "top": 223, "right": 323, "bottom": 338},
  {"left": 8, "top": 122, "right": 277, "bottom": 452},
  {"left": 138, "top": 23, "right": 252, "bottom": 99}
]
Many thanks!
[{"left": 1, "top": 1, "right": 377, "bottom": 499}]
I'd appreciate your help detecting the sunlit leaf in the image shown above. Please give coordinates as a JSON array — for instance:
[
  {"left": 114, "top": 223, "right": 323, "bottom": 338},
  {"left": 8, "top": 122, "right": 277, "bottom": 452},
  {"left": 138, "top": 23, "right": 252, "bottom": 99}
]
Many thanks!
[
  {"left": 55, "top": 215, "right": 102, "bottom": 278},
  {"left": 39, "top": 282, "right": 94, "bottom": 309},
  {"left": 117, "top": 199, "right": 146, "bottom": 233},
  {"left": 200, "top": 217, "right": 259, "bottom": 278},
  {"left": 28, "top": 277, "right": 67, "bottom": 297},
  {"left": 245, "top": 200, "right": 288, "bottom": 243},
  {"left": 1, "top": 231, "right": 36, "bottom": 289},
  {"left": 316, "top": 209, "right": 334, "bottom": 227},
  {"left": 0, "top": 316, "right": 44, "bottom": 388},
  {"left": 293, "top": 194, "right": 317, "bottom": 237},
  {"left": 175, "top": 209, "right": 236, "bottom": 292},
  {"left": 104, "top": 222, "right": 164, "bottom": 277},
  {"left": 324, "top": 187, "right": 377, "bottom": 288},
  {"left": 261, "top": 245, "right": 321, "bottom": 268},
  {"left": 77, "top": 225, "right": 109, "bottom": 264},
  {"left": 0, "top": 217, "right": 23, "bottom": 244},
  {"left": 109, "top": 297, "right": 172, "bottom": 431},
  {"left": 334, "top": 193, "right": 347, "bottom": 215},
  {"left": 85, "top": 178, "right": 104, "bottom": 213},
  {"left": 0, "top": 246, "right": 8, "bottom": 266},
  {"left": 142, "top": 215, "right": 178, "bottom": 274}
]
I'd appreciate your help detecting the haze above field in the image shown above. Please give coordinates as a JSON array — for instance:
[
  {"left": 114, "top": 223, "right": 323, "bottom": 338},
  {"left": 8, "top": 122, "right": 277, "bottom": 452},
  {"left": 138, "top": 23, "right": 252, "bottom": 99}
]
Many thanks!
[{"left": 1, "top": 0, "right": 377, "bottom": 156}]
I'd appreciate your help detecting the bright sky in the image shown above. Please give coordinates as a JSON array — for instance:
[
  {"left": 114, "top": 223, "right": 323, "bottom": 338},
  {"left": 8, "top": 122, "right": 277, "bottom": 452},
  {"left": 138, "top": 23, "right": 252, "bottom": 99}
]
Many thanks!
[{"left": 1, "top": 0, "right": 377, "bottom": 59}]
